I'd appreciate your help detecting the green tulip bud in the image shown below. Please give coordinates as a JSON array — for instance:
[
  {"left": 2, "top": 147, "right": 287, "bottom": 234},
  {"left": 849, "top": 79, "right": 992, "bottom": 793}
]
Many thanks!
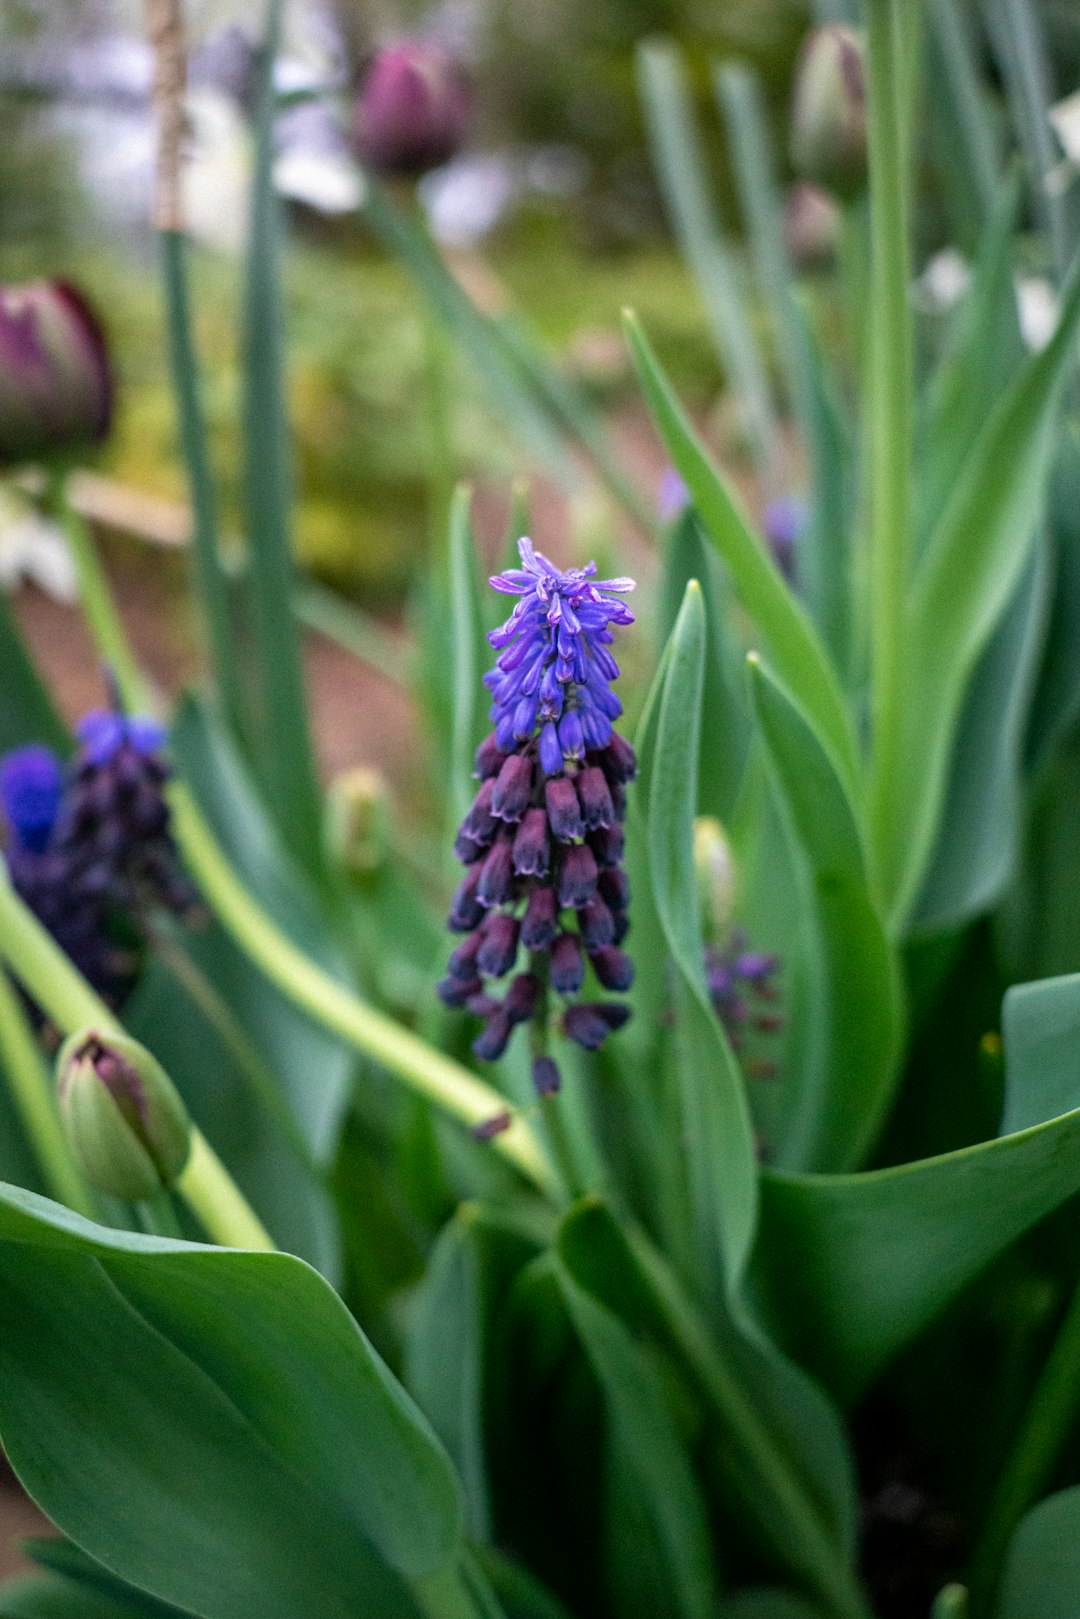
[
  {"left": 789, "top": 26, "right": 867, "bottom": 200},
  {"left": 326, "top": 766, "right": 390, "bottom": 877},
  {"left": 56, "top": 1029, "right": 190, "bottom": 1203},
  {"left": 694, "top": 816, "right": 737, "bottom": 944},
  {"left": 0, "top": 281, "right": 113, "bottom": 468}
]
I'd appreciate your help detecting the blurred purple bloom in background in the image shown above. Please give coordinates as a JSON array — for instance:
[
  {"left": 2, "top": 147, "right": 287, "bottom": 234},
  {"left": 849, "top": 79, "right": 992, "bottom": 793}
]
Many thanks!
[
  {"left": 0, "top": 281, "right": 113, "bottom": 468},
  {"left": 352, "top": 38, "right": 471, "bottom": 180},
  {"left": 762, "top": 495, "right": 808, "bottom": 585}
]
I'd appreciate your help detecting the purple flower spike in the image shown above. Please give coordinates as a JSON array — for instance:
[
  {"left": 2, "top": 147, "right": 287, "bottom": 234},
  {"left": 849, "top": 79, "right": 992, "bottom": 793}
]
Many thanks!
[
  {"left": 440, "top": 537, "right": 636, "bottom": 1080},
  {"left": 0, "top": 745, "right": 63, "bottom": 854}
]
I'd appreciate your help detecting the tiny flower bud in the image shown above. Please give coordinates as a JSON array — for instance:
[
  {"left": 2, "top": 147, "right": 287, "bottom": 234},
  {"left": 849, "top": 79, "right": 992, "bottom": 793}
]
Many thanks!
[
  {"left": 576, "top": 766, "right": 614, "bottom": 831},
  {"left": 532, "top": 1055, "right": 561, "bottom": 1097},
  {"left": 782, "top": 182, "right": 841, "bottom": 273},
  {"left": 471, "top": 1108, "right": 513, "bottom": 1141},
  {"left": 694, "top": 817, "right": 737, "bottom": 943},
  {"left": 476, "top": 911, "right": 520, "bottom": 978},
  {"left": 0, "top": 281, "right": 113, "bottom": 468},
  {"left": 448, "top": 864, "right": 484, "bottom": 932},
  {"left": 589, "top": 944, "right": 634, "bottom": 993},
  {"left": 351, "top": 39, "right": 471, "bottom": 180},
  {"left": 521, "top": 883, "right": 558, "bottom": 950},
  {"left": 491, "top": 753, "right": 533, "bottom": 822},
  {"left": 0, "top": 744, "right": 63, "bottom": 854},
  {"left": 512, "top": 807, "right": 551, "bottom": 877},
  {"left": 789, "top": 26, "right": 867, "bottom": 199},
  {"left": 589, "top": 823, "right": 625, "bottom": 868},
  {"left": 472, "top": 1011, "right": 513, "bottom": 1063},
  {"left": 551, "top": 931, "right": 585, "bottom": 995},
  {"left": 545, "top": 777, "right": 584, "bottom": 844},
  {"left": 474, "top": 734, "right": 508, "bottom": 780},
  {"left": 478, "top": 835, "right": 516, "bottom": 908},
  {"left": 56, "top": 1028, "right": 190, "bottom": 1202},
  {"left": 505, "top": 972, "right": 541, "bottom": 1024},
  {"left": 558, "top": 843, "right": 598, "bottom": 910},
  {"left": 563, "top": 1001, "right": 630, "bottom": 1051},
  {"left": 326, "top": 766, "right": 390, "bottom": 876},
  {"left": 580, "top": 896, "right": 616, "bottom": 951},
  {"left": 437, "top": 972, "right": 483, "bottom": 1008}
]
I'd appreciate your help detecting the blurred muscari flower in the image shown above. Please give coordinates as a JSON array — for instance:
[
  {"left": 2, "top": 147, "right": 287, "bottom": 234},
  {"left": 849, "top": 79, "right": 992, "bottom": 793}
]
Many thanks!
[
  {"left": 705, "top": 938, "right": 782, "bottom": 1075},
  {"left": 440, "top": 538, "right": 636, "bottom": 1097},
  {"left": 351, "top": 39, "right": 471, "bottom": 180},
  {"left": 657, "top": 465, "right": 691, "bottom": 525},
  {"left": 0, "top": 281, "right": 113, "bottom": 469},
  {"left": 0, "top": 704, "right": 198, "bottom": 1007},
  {"left": 762, "top": 496, "right": 807, "bottom": 585},
  {"left": 56, "top": 1028, "right": 191, "bottom": 1202},
  {"left": 789, "top": 26, "right": 867, "bottom": 201},
  {"left": 781, "top": 182, "right": 841, "bottom": 274}
]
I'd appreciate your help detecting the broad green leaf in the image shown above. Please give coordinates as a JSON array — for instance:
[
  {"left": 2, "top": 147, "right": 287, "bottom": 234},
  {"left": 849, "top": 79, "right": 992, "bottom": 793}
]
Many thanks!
[
  {"left": 993, "top": 1487, "right": 1080, "bottom": 1619},
  {"left": 756, "top": 968, "right": 1080, "bottom": 1399},
  {"left": 405, "top": 1206, "right": 542, "bottom": 1541},
  {"left": 637, "top": 582, "right": 757, "bottom": 1293},
  {"left": 0, "top": 1574, "right": 160, "bottom": 1619},
  {"left": 749, "top": 657, "right": 902, "bottom": 1170},
  {"left": 636, "top": 39, "right": 780, "bottom": 481},
  {"left": 912, "top": 546, "right": 1048, "bottom": 935},
  {"left": 1025, "top": 431, "right": 1080, "bottom": 768},
  {"left": 0, "top": 593, "right": 68, "bottom": 757},
  {"left": 240, "top": 0, "right": 324, "bottom": 881},
  {"left": 657, "top": 510, "right": 752, "bottom": 821},
  {"left": 558, "top": 1203, "right": 864, "bottom": 1618},
  {"left": 626, "top": 312, "right": 859, "bottom": 795},
  {"left": 925, "top": 0, "right": 1000, "bottom": 244},
  {"left": 888, "top": 243, "right": 1080, "bottom": 928},
  {"left": 0, "top": 1181, "right": 462, "bottom": 1618},
  {"left": 468, "top": 1550, "right": 572, "bottom": 1619},
  {"left": 22, "top": 1541, "right": 185, "bottom": 1617},
  {"left": 555, "top": 1253, "right": 719, "bottom": 1619}
]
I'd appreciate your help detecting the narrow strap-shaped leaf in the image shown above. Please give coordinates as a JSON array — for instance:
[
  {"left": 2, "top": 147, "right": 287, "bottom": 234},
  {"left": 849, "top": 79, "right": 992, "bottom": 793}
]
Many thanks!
[
  {"left": 887, "top": 244, "right": 1080, "bottom": 928},
  {"left": 925, "top": 0, "right": 1001, "bottom": 241},
  {"left": 448, "top": 486, "right": 487, "bottom": 829},
  {"left": 626, "top": 311, "right": 860, "bottom": 797},
  {"left": 637, "top": 582, "right": 758, "bottom": 1294},
  {"left": 241, "top": 0, "right": 325, "bottom": 882},
  {"left": 0, "top": 591, "right": 68, "bottom": 756},
  {"left": 748, "top": 656, "right": 902, "bottom": 1171},
  {"left": 636, "top": 38, "right": 781, "bottom": 486}
]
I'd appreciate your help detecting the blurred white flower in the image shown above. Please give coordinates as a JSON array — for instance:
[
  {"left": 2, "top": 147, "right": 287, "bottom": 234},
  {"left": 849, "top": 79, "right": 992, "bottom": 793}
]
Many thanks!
[
  {"left": 181, "top": 87, "right": 252, "bottom": 255},
  {"left": 1049, "top": 90, "right": 1080, "bottom": 166},
  {"left": 0, "top": 487, "right": 77, "bottom": 603},
  {"left": 1016, "top": 276, "right": 1059, "bottom": 352},
  {"left": 915, "top": 248, "right": 971, "bottom": 314},
  {"left": 274, "top": 147, "right": 363, "bottom": 213}
]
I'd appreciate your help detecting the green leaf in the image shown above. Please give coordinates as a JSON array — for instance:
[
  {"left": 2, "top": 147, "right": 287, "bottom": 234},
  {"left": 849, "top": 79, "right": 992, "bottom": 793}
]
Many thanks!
[
  {"left": 448, "top": 488, "right": 489, "bottom": 829},
  {"left": 657, "top": 510, "right": 752, "bottom": 820},
  {"left": 1025, "top": 431, "right": 1080, "bottom": 768},
  {"left": 0, "top": 593, "right": 68, "bottom": 757},
  {"left": 0, "top": 1181, "right": 463, "bottom": 1618},
  {"left": 626, "top": 311, "right": 858, "bottom": 796},
  {"left": 912, "top": 545, "right": 1048, "bottom": 935},
  {"left": 555, "top": 1252, "right": 719, "bottom": 1619},
  {"left": 729, "top": 1594, "right": 825, "bottom": 1619},
  {"left": 756, "top": 968, "right": 1080, "bottom": 1400},
  {"left": 637, "top": 581, "right": 757, "bottom": 1294},
  {"left": 887, "top": 243, "right": 1080, "bottom": 928},
  {"left": 993, "top": 1487, "right": 1080, "bottom": 1619},
  {"left": 0, "top": 1573, "right": 161, "bottom": 1619},
  {"left": 748, "top": 656, "right": 902, "bottom": 1170},
  {"left": 240, "top": 0, "right": 325, "bottom": 881},
  {"left": 636, "top": 38, "right": 780, "bottom": 481},
  {"left": 23, "top": 1541, "right": 185, "bottom": 1617}
]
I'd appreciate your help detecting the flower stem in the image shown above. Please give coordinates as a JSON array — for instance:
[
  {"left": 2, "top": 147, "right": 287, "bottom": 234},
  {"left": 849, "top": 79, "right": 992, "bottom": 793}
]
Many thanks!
[
  {"left": 0, "top": 967, "right": 97, "bottom": 1218},
  {"left": 967, "top": 1274, "right": 1080, "bottom": 1614},
  {"left": 0, "top": 862, "right": 273, "bottom": 1250},
  {"left": 864, "top": 0, "right": 915, "bottom": 908},
  {"left": 51, "top": 473, "right": 148, "bottom": 708},
  {"left": 170, "top": 787, "right": 558, "bottom": 1199}
]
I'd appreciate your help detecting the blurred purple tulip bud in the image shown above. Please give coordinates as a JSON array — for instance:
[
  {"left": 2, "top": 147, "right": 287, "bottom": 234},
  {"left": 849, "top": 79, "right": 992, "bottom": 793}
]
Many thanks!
[
  {"left": 0, "top": 281, "right": 113, "bottom": 468},
  {"left": 790, "top": 27, "right": 867, "bottom": 200},
  {"left": 351, "top": 39, "right": 471, "bottom": 180},
  {"left": 781, "top": 182, "right": 841, "bottom": 273}
]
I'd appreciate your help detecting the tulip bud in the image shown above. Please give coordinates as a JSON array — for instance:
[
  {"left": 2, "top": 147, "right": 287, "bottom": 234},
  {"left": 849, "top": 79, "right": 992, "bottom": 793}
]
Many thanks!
[
  {"left": 56, "top": 1029, "right": 190, "bottom": 1202},
  {"left": 789, "top": 27, "right": 867, "bottom": 200},
  {"left": 694, "top": 817, "right": 737, "bottom": 944},
  {"left": 781, "top": 182, "right": 841, "bottom": 273},
  {"left": 326, "top": 767, "right": 390, "bottom": 877},
  {"left": 351, "top": 39, "right": 471, "bottom": 179},
  {"left": 0, "top": 281, "right": 113, "bottom": 468}
]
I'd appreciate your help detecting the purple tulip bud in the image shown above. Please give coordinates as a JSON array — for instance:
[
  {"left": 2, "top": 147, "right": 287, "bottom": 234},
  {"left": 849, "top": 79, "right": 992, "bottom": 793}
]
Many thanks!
[
  {"left": 521, "top": 883, "right": 558, "bottom": 950},
  {"left": 476, "top": 911, "right": 519, "bottom": 978},
  {"left": 576, "top": 765, "right": 614, "bottom": 830},
  {"left": 563, "top": 1001, "right": 630, "bottom": 1051},
  {"left": 558, "top": 844, "right": 598, "bottom": 909},
  {"left": 545, "top": 776, "right": 584, "bottom": 843},
  {"left": 532, "top": 1054, "right": 562, "bottom": 1096},
  {"left": 790, "top": 26, "right": 867, "bottom": 199},
  {"left": 0, "top": 281, "right": 113, "bottom": 468},
  {"left": 491, "top": 752, "right": 533, "bottom": 822},
  {"left": 551, "top": 931, "right": 585, "bottom": 995},
  {"left": 352, "top": 39, "right": 471, "bottom": 180},
  {"left": 512, "top": 807, "right": 551, "bottom": 877},
  {"left": 505, "top": 972, "right": 541, "bottom": 1024},
  {"left": 478, "top": 835, "right": 515, "bottom": 907},
  {"left": 589, "top": 945, "right": 634, "bottom": 993}
]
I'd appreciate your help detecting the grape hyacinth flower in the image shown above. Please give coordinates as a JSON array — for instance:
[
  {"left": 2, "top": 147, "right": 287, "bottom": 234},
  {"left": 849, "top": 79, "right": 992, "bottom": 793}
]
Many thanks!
[
  {"left": 440, "top": 539, "right": 636, "bottom": 1099},
  {"left": 705, "top": 936, "right": 782, "bottom": 1078},
  {"left": 0, "top": 704, "right": 198, "bottom": 1007}
]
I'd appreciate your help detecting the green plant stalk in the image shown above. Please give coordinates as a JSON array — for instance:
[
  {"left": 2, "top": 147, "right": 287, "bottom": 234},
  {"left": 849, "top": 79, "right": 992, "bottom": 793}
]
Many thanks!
[
  {"left": 169, "top": 787, "right": 558, "bottom": 1199},
  {"left": 864, "top": 0, "right": 916, "bottom": 908},
  {"left": 968, "top": 1274, "right": 1080, "bottom": 1614},
  {"left": 424, "top": 303, "right": 457, "bottom": 562},
  {"left": 160, "top": 228, "right": 248, "bottom": 745},
  {"left": 0, "top": 868, "right": 273, "bottom": 1250},
  {"left": 133, "top": 1193, "right": 184, "bottom": 1239},
  {"left": 53, "top": 475, "right": 147, "bottom": 706},
  {"left": 0, "top": 964, "right": 96, "bottom": 1218}
]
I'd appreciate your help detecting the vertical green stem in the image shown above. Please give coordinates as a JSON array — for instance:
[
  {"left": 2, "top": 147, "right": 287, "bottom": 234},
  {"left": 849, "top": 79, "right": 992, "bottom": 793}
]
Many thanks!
[
  {"left": 864, "top": 0, "right": 915, "bottom": 900},
  {"left": 0, "top": 869, "right": 274, "bottom": 1250},
  {"left": 0, "top": 963, "right": 96, "bottom": 1217},
  {"left": 52, "top": 475, "right": 147, "bottom": 709},
  {"left": 160, "top": 228, "right": 248, "bottom": 744},
  {"left": 424, "top": 306, "right": 456, "bottom": 562},
  {"left": 968, "top": 1274, "right": 1080, "bottom": 1614}
]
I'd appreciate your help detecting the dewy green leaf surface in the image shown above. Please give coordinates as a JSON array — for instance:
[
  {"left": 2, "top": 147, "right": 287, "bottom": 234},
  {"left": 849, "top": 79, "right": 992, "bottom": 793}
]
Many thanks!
[
  {"left": 0, "top": 1182, "right": 463, "bottom": 1619},
  {"left": 625, "top": 312, "right": 859, "bottom": 797},
  {"left": 638, "top": 582, "right": 757, "bottom": 1294},
  {"left": 749, "top": 657, "right": 902, "bottom": 1171},
  {"left": 757, "top": 969, "right": 1080, "bottom": 1400}
]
